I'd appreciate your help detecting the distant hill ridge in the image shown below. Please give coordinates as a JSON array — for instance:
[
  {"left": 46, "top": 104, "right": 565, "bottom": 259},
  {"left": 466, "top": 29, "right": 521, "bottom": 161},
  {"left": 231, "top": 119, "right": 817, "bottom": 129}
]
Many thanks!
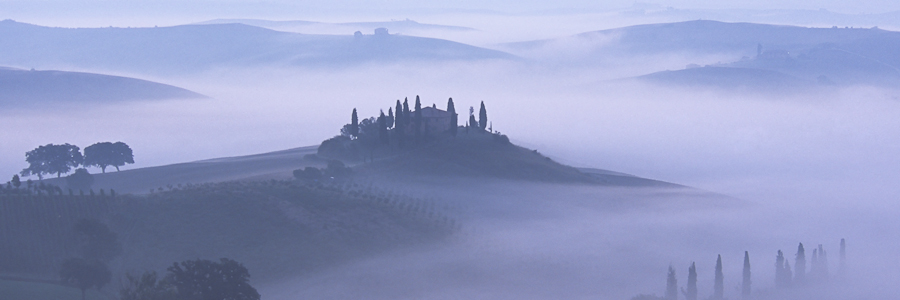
[
  {"left": 0, "top": 20, "right": 514, "bottom": 75},
  {"left": 0, "top": 67, "right": 205, "bottom": 106}
]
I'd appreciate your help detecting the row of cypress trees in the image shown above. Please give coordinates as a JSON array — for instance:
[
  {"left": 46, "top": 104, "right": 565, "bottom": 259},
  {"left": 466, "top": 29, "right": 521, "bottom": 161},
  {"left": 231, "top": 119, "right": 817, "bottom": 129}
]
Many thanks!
[{"left": 661, "top": 239, "right": 846, "bottom": 300}]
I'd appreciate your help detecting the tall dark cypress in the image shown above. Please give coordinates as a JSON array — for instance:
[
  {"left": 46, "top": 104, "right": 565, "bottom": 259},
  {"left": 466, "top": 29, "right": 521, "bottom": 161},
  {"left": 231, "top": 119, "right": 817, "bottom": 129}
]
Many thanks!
[
  {"left": 666, "top": 265, "right": 678, "bottom": 300},
  {"left": 742, "top": 251, "right": 751, "bottom": 298},
  {"left": 378, "top": 110, "right": 388, "bottom": 144},
  {"left": 682, "top": 262, "right": 697, "bottom": 300},
  {"left": 387, "top": 107, "right": 394, "bottom": 129},
  {"left": 447, "top": 98, "right": 457, "bottom": 137},
  {"left": 478, "top": 101, "right": 488, "bottom": 131},
  {"left": 795, "top": 243, "right": 806, "bottom": 285},
  {"left": 776, "top": 250, "right": 785, "bottom": 288},
  {"left": 414, "top": 96, "right": 422, "bottom": 141},
  {"left": 395, "top": 100, "right": 403, "bottom": 129},
  {"left": 714, "top": 255, "right": 724, "bottom": 300},
  {"left": 402, "top": 98, "right": 410, "bottom": 128},
  {"left": 350, "top": 108, "right": 359, "bottom": 138}
]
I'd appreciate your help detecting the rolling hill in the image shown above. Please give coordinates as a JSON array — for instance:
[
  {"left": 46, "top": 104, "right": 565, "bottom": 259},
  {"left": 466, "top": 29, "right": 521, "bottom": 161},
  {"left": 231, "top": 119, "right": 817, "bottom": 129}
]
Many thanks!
[
  {"left": 506, "top": 20, "right": 900, "bottom": 87},
  {"left": 0, "top": 20, "right": 515, "bottom": 75},
  {"left": 197, "top": 18, "right": 475, "bottom": 34},
  {"left": 0, "top": 67, "right": 204, "bottom": 106}
]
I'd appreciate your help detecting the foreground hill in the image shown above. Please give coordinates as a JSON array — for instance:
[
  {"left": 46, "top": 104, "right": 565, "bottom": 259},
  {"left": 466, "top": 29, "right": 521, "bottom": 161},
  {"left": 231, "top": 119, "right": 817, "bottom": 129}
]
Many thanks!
[
  {"left": 506, "top": 20, "right": 900, "bottom": 87},
  {"left": 0, "top": 67, "right": 204, "bottom": 106},
  {"left": 0, "top": 180, "right": 456, "bottom": 283},
  {"left": 0, "top": 20, "right": 514, "bottom": 75}
]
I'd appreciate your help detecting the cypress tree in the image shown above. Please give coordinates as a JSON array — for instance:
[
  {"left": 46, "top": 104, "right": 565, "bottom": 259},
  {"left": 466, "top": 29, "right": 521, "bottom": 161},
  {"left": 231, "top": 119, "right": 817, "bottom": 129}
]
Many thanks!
[
  {"left": 810, "top": 248, "right": 818, "bottom": 283},
  {"left": 478, "top": 101, "right": 488, "bottom": 131},
  {"left": 795, "top": 243, "right": 806, "bottom": 285},
  {"left": 378, "top": 110, "right": 389, "bottom": 144},
  {"left": 414, "top": 96, "right": 422, "bottom": 142},
  {"left": 819, "top": 245, "right": 829, "bottom": 280},
  {"left": 714, "top": 255, "right": 724, "bottom": 300},
  {"left": 784, "top": 259, "right": 793, "bottom": 287},
  {"left": 447, "top": 98, "right": 457, "bottom": 137},
  {"left": 775, "top": 250, "right": 785, "bottom": 288},
  {"left": 839, "top": 238, "right": 846, "bottom": 279},
  {"left": 666, "top": 265, "right": 678, "bottom": 300},
  {"left": 350, "top": 108, "right": 359, "bottom": 138},
  {"left": 682, "top": 262, "right": 697, "bottom": 300},
  {"left": 387, "top": 107, "right": 394, "bottom": 128},
  {"left": 402, "top": 98, "right": 410, "bottom": 128},
  {"left": 395, "top": 100, "right": 403, "bottom": 129},
  {"left": 742, "top": 251, "right": 751, "bottom": 298}
]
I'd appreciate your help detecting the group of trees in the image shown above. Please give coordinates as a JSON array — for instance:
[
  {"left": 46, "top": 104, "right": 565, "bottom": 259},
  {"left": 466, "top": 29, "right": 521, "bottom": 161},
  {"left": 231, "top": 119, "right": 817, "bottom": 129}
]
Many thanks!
[
  {"left": 648, "top": 239, "right": 846, "bottom": 300},
  {"left": 342, "top": 96, "right": 490, "bottom": 146},
  {"left": 19, "top": 142, "right": 134, "bottom": 180},
  {"left": 120, "top": 258, "right": 260, "bottom": 300}
]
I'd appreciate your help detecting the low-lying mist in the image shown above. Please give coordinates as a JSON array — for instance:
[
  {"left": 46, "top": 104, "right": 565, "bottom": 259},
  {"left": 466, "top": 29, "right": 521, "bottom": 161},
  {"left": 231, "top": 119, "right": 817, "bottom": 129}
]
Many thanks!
[{"left": 4, "top": 57, "right": 899, "bottom": 299}]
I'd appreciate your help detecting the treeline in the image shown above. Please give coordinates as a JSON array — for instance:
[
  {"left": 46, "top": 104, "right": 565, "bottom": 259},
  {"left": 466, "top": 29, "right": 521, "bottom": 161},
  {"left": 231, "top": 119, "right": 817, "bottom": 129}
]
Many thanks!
[{"left": 636, "top": 239, "right": 848, "bottom": 300}]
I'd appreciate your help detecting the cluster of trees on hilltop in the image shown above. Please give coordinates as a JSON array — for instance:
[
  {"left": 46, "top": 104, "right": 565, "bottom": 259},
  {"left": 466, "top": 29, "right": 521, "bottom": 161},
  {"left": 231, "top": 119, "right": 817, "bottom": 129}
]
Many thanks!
[
  {"left": 342, "top": 96, "right": 490, "bottom": 145},
  {"left": 321, "top": 95, "right": 496, "bottom": 161},
  {"left": 18, "top": 142, "right": 133, "bottom": 180},
  {"left": 636, "top": 238, "right": 847, "bottom": 300}
]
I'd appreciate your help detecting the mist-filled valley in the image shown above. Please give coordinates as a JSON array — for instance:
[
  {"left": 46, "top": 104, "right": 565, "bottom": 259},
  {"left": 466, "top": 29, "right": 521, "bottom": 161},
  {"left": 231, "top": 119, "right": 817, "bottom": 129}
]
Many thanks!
[{"left": 2, "top": 4, "right": 900, "bottom": 300}]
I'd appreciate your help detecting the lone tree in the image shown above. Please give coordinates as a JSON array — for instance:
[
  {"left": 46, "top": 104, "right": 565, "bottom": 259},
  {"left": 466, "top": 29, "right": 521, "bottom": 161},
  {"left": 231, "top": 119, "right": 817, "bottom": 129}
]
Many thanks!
[
  {"left": 714, "top": 255, "right": 724, "bottom": 300},
  {"left": 447, "top": 98, "right": 458, "bottom": 137},
  {"left": 21, "top": 143, "right": 83, "bottom": 179},
  {"left": 478, "top": 101, "right": 488, "bottom": 131},
  {"left": 742, "top": 251, "right": 751, "bottom": 298},
  {"left": 83, "top": 142, "right": 134, "bottom": 173},
  {"left": 11, "top": 174, "right": 21, "bottom": 189},
  {"left": 167, "top": 258, "right": 260, "bottom": 300},
  {"left": 60, "top": 258, "right": 112, "bottom": 300},
  {"left": 350, "top": 108, "right": 359, "bottom": 138},
  {"left": 666, "top": 265, "right": 678, "bottom": 300},
  {"left": 73, "top": 219, "right": 122, "bottom": 262},
  {"left": 682, "top": 262, "right": 697, "bottom": 300}
]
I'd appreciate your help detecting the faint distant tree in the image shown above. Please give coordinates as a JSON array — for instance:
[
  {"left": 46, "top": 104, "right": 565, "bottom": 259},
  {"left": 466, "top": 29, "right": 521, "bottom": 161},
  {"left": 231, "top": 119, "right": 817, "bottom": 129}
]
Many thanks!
[
  {"left": 838, "top": 238, "right": 846, "bottom": 279},
  {"left": 11, "top": 174, "right": 21, "bottom": 189},
  {"left": 681, "top": 262, "right": 697, "bottom": 300},
  {"left": 119, "top": 271, "right": 177, "bottom": 300},
  {"left": 795, "top": 243, "right": 806, "bottom": 285},
  {"left": 350, "top": 108, "right": 359, "bottom": 138},
  {"left": 775, "top": 250, "right": 787, "bottom": 288},
  {"left": 478, "top": 101, "right": 488, "bottom": 131},
  {"left": 83, "top": 142, "right": 134, "bottom": 173},
  {"left": 414, "top": 96, "right": 422, "bottom": 142},
  {"left": 714, "top": 255, "right": 724, "bottom": 300},
  {"left": 21, "top": 143, "right": 83, "bottom": 179},
  {"left": 742, "top": 251, "right": 751, "bottom": 298},
  {"left": 66, "top": 168, "right": 94, "bottom": 191},
  {"left": 166, "top": 258, "right": 260, "bottom": 300},
  {"left": 378, "top": 110, "right": 389, "bottom": 144},
  {"left": 447, "top": 98, "right": 458, "bottom": 137},
  {"left": 784, "top": 258, "right": 793, "bottom": 287},
  {"left": 60, "top": 258, "right": 112, "bottom": 300},
  {"left": 73, "top": 219, "right": 122, "bottom": 262},
  {"left": 387, "top": 107, "right": 395, "bottom": 128},
  {"left": 666, "top": 265, "right": 677, "bottom": 300}
]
